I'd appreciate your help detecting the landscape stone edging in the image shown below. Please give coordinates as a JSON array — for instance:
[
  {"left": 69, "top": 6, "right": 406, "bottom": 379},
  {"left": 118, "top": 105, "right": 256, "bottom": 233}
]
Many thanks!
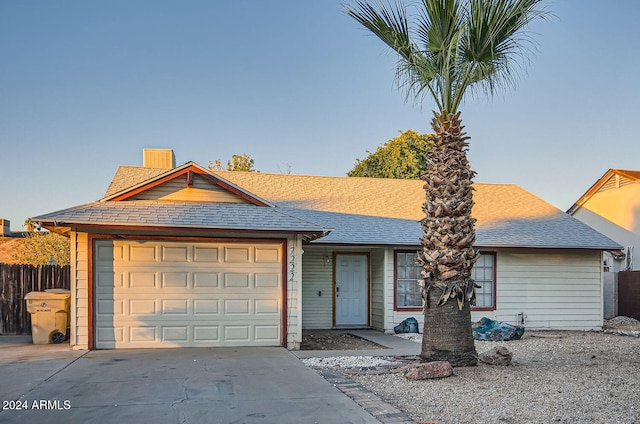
[{"left": 320, "top": 369, "right": 418, "bottom": 424}]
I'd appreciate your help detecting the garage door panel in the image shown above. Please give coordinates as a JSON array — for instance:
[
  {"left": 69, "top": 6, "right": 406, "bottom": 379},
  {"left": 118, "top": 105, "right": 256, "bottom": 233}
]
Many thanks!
[
  {"left": 96, "top": 327, "right": 123, "bottom": 344},
  {"left": 95, "top": 240, "right": 283, "bottom": 348},
  {"left": 193, "top": 272, "right": 219, "bottom": 287},
  {"left": 128, "top": 272, "right": 157, "bottom": 288},
  {"left": 255, "top": 325, "right": 280, "bottom": 341},
  {"left": 225, "top": 325, "right": 250, "bottom": 341},
  {"left": 96, "top": 324, "right": 280, "bottom": 347},
  {"left": 194, "top": 326, "right": 219, "bottom": 342},
  {"left": 224, "top": 273, "right": 250, "bottom": 288},
  {"left": 161, "top": 299, "right": 189, "bottom": 315},
  {"left": 162, "top": 326, "right": 189, "bottom": 342},
  {"left": 193, "top": 299, "right": 220, "bottom": 314},
  {"left": 255, "top": 247, "right": 280, "bottom": 262},
  {"left": 255, "top": 274, "right": 280, "bottom": 288},
  {"left": 225, "top": 247, "right": 250, "bottom": 262},
  {"left": 161, "top": 246, "right": 189, "bottom": 262},
  {"left": 130, "top": 326, "right": 156, "bottom": 342},
  {"left": 161, "top": 272, "right": 189, "bottom": 288},
  {"left": 129, "top": 299, "right": 157, "bottom": 315},
  {"left": 193, "top": 246, "right": 219, "bottom": 262},
  {"left": 96, "top": 299, "right": 122, "bottom": 315},
  {"left": 96, "top": 271, "right": 120, "bottom": 288},
  {"left": 129, "top": 245, "right": 157, "bottom": 262},
  {"left": 255, "top": 299, "right": 280, "bottom": 314}
]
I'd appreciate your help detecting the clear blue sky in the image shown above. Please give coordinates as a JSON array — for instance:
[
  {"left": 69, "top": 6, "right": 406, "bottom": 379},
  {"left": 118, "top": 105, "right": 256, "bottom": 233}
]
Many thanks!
[{"left": 2, "top": 0, "right": 639, "bottom": 231}]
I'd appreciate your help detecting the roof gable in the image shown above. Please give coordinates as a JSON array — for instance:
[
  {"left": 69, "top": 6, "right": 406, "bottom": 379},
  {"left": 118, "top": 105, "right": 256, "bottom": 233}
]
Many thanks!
[
  {"left": 102, "top": 162, "right": 272, "bottom": 207},
  {"left": 567, "top": 169, "right": 640, "bottom": 215}
]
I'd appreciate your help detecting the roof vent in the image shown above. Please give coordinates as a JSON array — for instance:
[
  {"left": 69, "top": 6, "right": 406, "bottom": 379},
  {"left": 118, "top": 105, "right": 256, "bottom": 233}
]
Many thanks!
[{"left": 143, "top": 149, "right": 175, "bottom": 169}]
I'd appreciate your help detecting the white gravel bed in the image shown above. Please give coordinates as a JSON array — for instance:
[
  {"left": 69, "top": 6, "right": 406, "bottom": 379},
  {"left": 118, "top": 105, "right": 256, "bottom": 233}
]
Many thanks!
[
  {"left": 301, "top": 356, "right": 400, "bottom": 369},
  {"left": 353, "top": 331, "right": 640, "bottom": 424}
]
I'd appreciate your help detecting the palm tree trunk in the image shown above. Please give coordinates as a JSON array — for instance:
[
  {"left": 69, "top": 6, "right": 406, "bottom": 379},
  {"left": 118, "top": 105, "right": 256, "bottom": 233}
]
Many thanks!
[
  {"left": 422, "top": 288, "right": 477, "bottom": 366},
  {"left": 418, "top": 111, "right": 478, "bottom": 367}
]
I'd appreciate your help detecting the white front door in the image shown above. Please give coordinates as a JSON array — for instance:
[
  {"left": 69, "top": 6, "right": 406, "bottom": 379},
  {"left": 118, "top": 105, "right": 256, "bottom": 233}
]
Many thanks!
[{"left": 335, "top": 254, "right": 368, "bottom": 326}]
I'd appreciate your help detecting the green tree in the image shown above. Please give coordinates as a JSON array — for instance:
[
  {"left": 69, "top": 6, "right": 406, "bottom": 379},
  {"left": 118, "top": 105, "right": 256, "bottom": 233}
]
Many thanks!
[
  {"left": 208, "top": 153, "right": 257, "bottom": 172},
  {"left": 348, "top": 130, "right": 432, "bottom": 179},
  {"left": 346, "top": 0, "right": 549, "bottom": 366},
  {"left": 11, "top": 231, "right": 70, "bottom": 266},
  {"left": 23, "top": 218, "right": 37, "bottom": 232}
]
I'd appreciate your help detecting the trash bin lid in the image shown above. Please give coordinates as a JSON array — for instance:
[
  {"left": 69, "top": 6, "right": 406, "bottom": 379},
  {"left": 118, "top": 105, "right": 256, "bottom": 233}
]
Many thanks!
[
  {"left": 44, "top": 288, "right": 71, "bottom": 294},
  {"left": 25, "top": 291, "right": 71, "bottom": 300}
]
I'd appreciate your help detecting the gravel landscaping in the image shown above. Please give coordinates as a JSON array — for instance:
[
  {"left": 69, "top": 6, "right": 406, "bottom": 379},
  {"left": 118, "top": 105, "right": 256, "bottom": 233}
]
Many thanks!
[{"left": 303, "top": 319, "right": 640, "bottom": 424}]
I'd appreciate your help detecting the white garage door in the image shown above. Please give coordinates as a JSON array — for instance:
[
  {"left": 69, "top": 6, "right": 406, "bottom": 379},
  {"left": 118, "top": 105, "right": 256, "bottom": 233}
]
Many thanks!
[{"left": 94, "top": 240, "right": 283, "bottom": 349}]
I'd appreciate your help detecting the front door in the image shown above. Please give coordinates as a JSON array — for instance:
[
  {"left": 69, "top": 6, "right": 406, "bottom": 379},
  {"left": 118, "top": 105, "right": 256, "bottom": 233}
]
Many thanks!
[{"left": 334, "top": 254, "right": 368, "bottom": 326}]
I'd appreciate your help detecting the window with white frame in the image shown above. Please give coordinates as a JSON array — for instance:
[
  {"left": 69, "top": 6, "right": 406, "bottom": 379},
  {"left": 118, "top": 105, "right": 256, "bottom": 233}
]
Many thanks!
[
  {"left": 471, "top": 253, "right": 495, "bottom": 308},
  {"left": 395, "top": 251, "right": 495, "bottom": 310},
  {"left": 395, "top": 252, "right": 423, "bottom": 309}
]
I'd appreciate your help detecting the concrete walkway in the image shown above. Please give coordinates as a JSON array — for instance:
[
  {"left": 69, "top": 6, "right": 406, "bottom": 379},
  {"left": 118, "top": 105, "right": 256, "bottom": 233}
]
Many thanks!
[{"left": 292, "top": 330, "right": 421, "bottom": 359}]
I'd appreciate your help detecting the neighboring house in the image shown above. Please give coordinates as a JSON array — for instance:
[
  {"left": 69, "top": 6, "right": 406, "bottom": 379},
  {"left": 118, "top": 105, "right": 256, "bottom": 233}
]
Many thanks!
[
  {"left": 568, "top": 169, "right": 640, "bottom": 272},
  {"left": 0, "top": 219, "right": 26, "bottom": 264},
  {"left": 34, "top": 149, "right": 620, "bottom": 350}
]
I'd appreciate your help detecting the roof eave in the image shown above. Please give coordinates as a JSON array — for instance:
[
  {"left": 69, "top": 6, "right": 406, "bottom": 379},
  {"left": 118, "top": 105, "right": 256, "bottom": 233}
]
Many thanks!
[{"left": 37, "top": 219, "right": 330, "bottom": 237}]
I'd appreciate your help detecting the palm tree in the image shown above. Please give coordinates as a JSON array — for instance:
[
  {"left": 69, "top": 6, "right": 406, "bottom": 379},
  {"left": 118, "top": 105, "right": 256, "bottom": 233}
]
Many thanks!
[{"left": 346, "top": 0, "right": 549, "bottom": 366}]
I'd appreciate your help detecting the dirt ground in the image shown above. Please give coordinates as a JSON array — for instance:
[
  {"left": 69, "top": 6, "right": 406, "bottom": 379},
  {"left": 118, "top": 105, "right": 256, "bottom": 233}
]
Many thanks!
[
  {"left": 300, "top": 330, "right": 386, "bottom": 350},
  {"left": 299, "top": 317, "right": 640, "bottom": 351}
]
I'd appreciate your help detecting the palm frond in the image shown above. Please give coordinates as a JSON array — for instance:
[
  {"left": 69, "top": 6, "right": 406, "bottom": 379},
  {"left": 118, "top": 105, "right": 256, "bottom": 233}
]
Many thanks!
[
  {"left": 346, "top": 0, "right": 551, "bottom": 114},
  {"left": 346, "top": 0, "right": 443, "bottom": 110},
  {"left": 454, "top": 0, "right": 550, "bottom": 109}
]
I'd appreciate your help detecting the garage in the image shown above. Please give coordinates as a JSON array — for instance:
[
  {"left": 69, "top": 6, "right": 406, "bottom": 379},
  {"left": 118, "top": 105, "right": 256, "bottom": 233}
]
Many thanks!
[{"left": 93, "top": 239, "right": 284, "bottom": 349}]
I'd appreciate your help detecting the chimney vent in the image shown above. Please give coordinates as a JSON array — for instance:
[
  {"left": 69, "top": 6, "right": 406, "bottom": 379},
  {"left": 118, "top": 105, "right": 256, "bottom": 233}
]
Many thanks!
[{"left": 143, "top": 149, "right": 175, "bottom": 169}]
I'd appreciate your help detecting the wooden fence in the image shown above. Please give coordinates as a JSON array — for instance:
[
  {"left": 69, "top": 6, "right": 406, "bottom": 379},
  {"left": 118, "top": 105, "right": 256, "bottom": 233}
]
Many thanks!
[
  {"left": 0, "top": 264, "right": 70, "bottom": 335},
  {"left": 618, "top": 270, "right": 640, "bottom": 321}
]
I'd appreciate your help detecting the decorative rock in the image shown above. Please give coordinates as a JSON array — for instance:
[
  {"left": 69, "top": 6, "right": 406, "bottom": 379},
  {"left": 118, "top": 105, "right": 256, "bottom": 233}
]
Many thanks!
[
  {"left": 473, "top": 317, "right": 525, "bottom": 341},
  {"left": 394, "top": 317, "right": 420, "bottom": 334},
  {"left": 479, "top": 346, "right": 513, "bottom": 366},
  {"left": 403, "top": 361, "right": 453, "bottom": 380}
]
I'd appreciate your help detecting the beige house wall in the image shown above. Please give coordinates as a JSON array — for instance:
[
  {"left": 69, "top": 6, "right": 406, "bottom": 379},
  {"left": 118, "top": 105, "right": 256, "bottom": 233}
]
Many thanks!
[
  {"left": 300, "top": 245, "right": 386, "bottom": 330},
  {"left": 285, "top": 235, "right": 304, "bottom": 349},
  {"left": 577, "top": 184, "right": 640, "bottom": 233},
  {"left": 70, "top": 237, "right": 604, "bottom": 349},
  {"left": 472, "top": 249, "right": 603, "bottom": 330},
  {"left": 70, "top": 231, "right": 90, "bottom": 350},
  {"left": 128, "top": 174, "right": 251, "bottom": 203},
  {"left": 369, "top": 249, "right": 386, "bottom": 331},
  {"left": 300, "top": 246, "right": 334, "bottom": 329},
  {"left": 572, "top": 185, "right": 640, "bottom": 271},
  {"left": 382, "top": 248, "right": 604, "bottom": 333}
]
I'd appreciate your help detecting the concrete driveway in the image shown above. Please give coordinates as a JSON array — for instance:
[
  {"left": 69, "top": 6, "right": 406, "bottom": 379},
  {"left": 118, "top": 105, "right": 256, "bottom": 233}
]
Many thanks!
[{"left": 0, "top": 338, "right": 379, "bottom": 424}]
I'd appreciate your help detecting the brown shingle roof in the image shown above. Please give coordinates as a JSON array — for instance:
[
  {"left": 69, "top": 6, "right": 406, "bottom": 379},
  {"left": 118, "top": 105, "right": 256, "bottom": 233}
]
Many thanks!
[
  {"left": 102, "top": 165, "right": 600, "bottom": 227},
  {"left": 67, "top": 164, "right": 620, "bottom": 249},
  {"left": 104, "top": 166, "right": 168, "bottom": 198}
]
